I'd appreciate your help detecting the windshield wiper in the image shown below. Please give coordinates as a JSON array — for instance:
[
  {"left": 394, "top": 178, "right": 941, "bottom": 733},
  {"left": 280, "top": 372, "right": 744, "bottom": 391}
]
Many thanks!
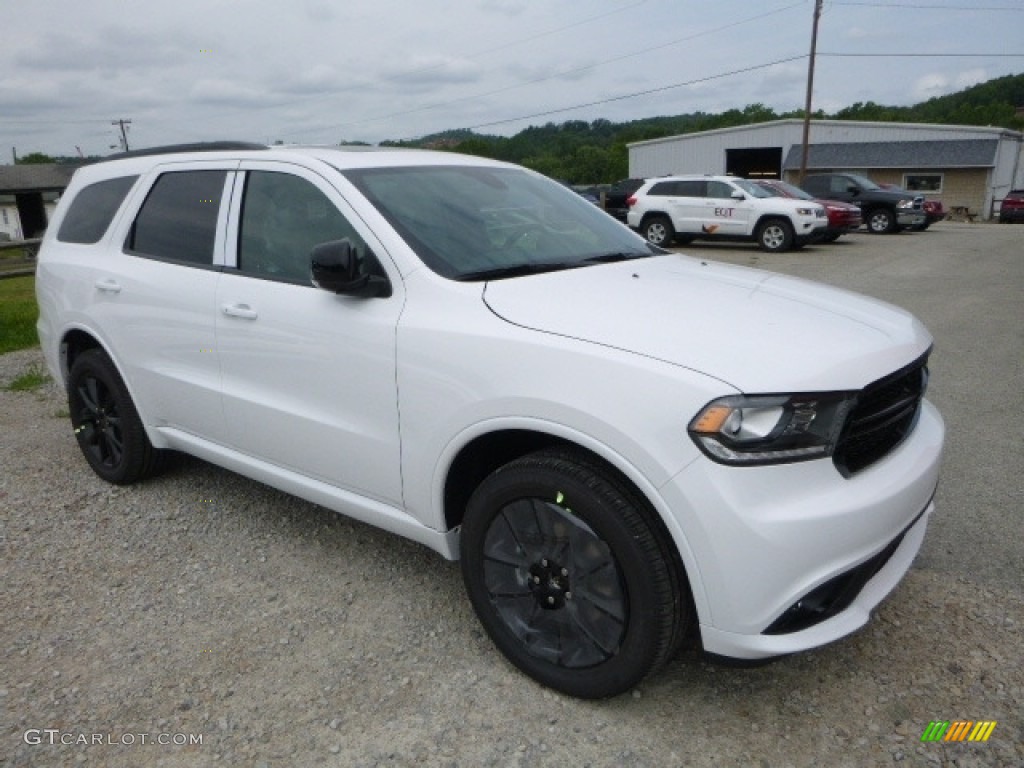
[
  {"left": 581, "top": 251, "right": 654, "bottom": 264},
  {"left": 455, "top": 262, "right": 584, "bottom": 282}
]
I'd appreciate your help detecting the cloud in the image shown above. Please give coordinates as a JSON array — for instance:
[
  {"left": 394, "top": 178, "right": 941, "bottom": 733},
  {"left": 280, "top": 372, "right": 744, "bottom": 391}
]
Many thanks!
[
  {"left": 480, "top": 0, "right": 528, "bottom": 17},
  {"left": 913, "top": 69, "right": 987, "bottom": 101},
  {"left": 384, "top": 55, "right": 481, "bottom": 86}
]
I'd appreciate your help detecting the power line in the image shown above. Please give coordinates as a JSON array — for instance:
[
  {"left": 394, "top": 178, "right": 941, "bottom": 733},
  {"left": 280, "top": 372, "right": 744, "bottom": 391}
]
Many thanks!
[
  {"left": 461, "top": 55, "right": 809, "bottom": 132},
  {"left": 280, "top": 2, "right": 808, "bottom": 137},
  {"left": 820, "top": 52, "right": 1024, "bottom": 56},
  {"left": 832, "top": 2, "right": 1023, "bottom": 9}
]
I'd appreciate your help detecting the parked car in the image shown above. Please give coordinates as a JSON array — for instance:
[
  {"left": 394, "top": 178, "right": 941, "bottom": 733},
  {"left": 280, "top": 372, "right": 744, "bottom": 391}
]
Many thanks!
[
  {"left": 998, "top": 189, "right": 1024, "bottom": 223},
  {"left": 36, "top": 143, "right": 943, "bottom": 699},
  {"left": 752, "top": 179, "right": 862, "bottom": 242},
  {"left": 877, "top": 183, "right": 945, "bottom": 230},
  {"left": 603, "top": 177, "right": 645, "bottom": 222},
  {"left": 626, "top": 174, "right": 827, "bottom": 252},
  {"left": 801, "top": 173, "right": 925, "bottom": 234}
]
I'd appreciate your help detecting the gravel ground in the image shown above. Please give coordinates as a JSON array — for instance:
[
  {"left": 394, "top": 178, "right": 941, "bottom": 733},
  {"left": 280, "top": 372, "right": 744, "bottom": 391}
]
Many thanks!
[{"left": 2, "top": 223, "right": 1022, "bottom": 767}]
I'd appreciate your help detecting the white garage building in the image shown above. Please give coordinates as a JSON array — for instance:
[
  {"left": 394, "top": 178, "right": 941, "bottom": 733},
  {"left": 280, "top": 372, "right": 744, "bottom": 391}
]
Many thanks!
[{"left": 628, "top": 119, "right": 1024, "bottom": 220}]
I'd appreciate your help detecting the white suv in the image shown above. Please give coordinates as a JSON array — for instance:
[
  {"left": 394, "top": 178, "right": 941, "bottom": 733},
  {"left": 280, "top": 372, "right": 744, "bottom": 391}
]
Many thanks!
[
  {"left": 627, "top": 175, "right": 827, "bottom": 251},
  {"left": 36, "top": 144, "right": 943, "bottom": 698}
]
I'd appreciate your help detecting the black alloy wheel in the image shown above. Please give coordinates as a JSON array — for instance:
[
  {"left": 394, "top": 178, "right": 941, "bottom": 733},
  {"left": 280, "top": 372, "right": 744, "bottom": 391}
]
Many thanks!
[
  {"left": 460, "top": 448, "right": 688, "bottom": 698},
  {"left": 68, "top": 349, "right": 163, "bottom": 484}
]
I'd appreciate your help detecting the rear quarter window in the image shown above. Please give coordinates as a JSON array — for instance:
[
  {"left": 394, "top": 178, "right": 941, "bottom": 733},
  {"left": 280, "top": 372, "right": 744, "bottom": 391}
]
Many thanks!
[{"left": 56, "top": 175, "right": 139, "bottom": 244}]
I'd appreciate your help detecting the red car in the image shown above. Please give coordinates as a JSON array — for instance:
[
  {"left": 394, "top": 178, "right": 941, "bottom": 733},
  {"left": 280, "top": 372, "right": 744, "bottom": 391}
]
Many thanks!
[
  {"left": 999, "top": 189, "right": 1024, "bottom": 223},
  {"left": 752, "top": 179, "right": 862, "bottom": 242}
]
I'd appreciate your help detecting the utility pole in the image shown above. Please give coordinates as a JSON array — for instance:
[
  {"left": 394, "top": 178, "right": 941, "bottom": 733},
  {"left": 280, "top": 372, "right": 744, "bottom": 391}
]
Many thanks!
[
  {"left": 111, "top": 119, "right": 132, "bottom": 152},
  {"left": 798, "top": 0, "right": 823, "bottom": 185}
]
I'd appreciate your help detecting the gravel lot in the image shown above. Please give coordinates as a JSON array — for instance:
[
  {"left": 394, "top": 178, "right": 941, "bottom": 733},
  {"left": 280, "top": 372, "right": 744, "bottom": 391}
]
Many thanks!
[{"left": 2, "top": 221, "right": 1021, "bottom": 767}]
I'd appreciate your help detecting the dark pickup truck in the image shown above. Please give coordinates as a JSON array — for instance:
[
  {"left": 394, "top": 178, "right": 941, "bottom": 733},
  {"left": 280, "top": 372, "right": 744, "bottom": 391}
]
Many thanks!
[
  {"left": 801, "top": 173, "right": 925, "bottom": 234},
  {"left": 603, "top": 178, "right": 645, "bottom": 222}
]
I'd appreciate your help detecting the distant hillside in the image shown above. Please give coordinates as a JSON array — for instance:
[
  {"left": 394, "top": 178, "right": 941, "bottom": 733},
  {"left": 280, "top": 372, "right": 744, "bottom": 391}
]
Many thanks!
[{"left": 379, "top": 73, "right": 1024, "bottom": 184}]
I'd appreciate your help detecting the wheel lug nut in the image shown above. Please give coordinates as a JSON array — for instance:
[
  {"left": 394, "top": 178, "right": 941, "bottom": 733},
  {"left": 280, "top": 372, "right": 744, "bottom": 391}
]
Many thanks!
[
  {"left": 565, "top": 592, "right": 572, "bottom": 600},
  {"left": 533, "top": 576, "right": 540, "bottom": 584},
  {"left": 547, "top": 596, "right": 555, "bottom": 605},
  {"left": 561, "top": 568, "right": 568, "bottom": 577},
  {"left": 541, "top": 558, "right": 548, "bottom": 567}
]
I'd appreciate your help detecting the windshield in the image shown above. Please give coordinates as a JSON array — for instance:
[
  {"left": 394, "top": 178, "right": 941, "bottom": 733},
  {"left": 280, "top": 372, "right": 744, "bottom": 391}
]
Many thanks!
[
  {"left": 730, "top": 179, "right": 773, "bottom": 198},
  {"left": 763, "top": 180, "right": 814, "bottom": 200},
  {"left": 340, "top": 165, "right": 657, "bottom": 280},
  {"left": 846, "top": 173, "right": 880, "bottom": 191}
]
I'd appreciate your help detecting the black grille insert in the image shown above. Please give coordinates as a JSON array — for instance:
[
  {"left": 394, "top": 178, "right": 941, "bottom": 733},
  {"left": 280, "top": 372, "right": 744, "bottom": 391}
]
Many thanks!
[{"left": 834, "top": 353, "right": 929, "bottom": 476}]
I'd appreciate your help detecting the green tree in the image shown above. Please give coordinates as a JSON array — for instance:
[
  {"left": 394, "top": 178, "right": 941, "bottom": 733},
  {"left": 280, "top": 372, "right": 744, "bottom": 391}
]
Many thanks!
[{"left": 16, "top": 152, "right": 56, "bottom": 164}]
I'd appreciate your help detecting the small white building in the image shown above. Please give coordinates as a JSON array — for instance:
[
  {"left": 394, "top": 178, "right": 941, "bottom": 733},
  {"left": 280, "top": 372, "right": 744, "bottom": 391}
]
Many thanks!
[
  {"left": 0, "top": 164, "right": 76, "bottom": 240},
  {"left": 628, "top": 119, "right": 1024, "bottom": 220}
]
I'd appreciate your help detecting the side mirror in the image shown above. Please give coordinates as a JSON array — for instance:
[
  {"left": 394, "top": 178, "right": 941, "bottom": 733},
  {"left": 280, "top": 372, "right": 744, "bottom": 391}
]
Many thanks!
[
  {"left": 730, "top": 190, "right": 745, "bottom": 200},
  {"left": 847, "top": 185, "right": 859, "bottom": 195},
  {"left": 311, "top": 239, "right": 391, "bottom": 298}
]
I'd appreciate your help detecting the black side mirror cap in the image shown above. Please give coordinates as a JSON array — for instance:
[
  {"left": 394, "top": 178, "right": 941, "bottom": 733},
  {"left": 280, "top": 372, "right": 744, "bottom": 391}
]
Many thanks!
[{"left": 311, "top": 239, "right": 391, "bottom": 298}]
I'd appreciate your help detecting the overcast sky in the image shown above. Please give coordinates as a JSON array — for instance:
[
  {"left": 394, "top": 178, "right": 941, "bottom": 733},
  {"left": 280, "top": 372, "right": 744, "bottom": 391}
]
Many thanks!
[{"left": 2, "top": 0, "right": 1022, "bottom": 158}]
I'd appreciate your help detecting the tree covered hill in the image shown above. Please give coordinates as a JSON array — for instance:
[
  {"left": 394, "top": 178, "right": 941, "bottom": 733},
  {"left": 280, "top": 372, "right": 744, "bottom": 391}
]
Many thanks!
[{"left": 380, "top": 73, "right": 1024, "bottom": 184}]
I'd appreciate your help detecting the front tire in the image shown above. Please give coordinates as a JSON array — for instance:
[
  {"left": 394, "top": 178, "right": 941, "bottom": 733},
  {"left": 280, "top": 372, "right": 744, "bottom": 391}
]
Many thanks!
[
  {"left": 460, "top": 448, "right": 688, "bottom": 698},
  {"left": 68, "top": 349, "right": 163, "bottom": 484},
  {"left": 756, "top": 218, "right": 794, "bottom": 252},
  {"left": 642, "top": 215, "right": 675, "bottom": 247},
  {"left": 866, "top": 208, "right": 897, "bottom": 234}
]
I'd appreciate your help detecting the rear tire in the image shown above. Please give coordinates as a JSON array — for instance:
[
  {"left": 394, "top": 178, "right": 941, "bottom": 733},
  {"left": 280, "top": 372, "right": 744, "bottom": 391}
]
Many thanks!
[
  {"left": 68, "top": 349, "right": 163, "bottom": 484},
  {"left": 642, "top": 215, "right": 675, "bottom": 247},
  {"left": 460, "top": 448, "right": 688, "bottom": 698}
]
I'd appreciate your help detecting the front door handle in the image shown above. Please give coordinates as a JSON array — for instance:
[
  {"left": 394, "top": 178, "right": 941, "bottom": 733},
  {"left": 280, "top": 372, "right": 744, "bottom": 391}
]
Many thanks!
[
  {"left": 222, "top": 303, "right": 258, "bottom": 320},
  {"left": 94, "top": 278, "right": 122, "bottom": 294}
]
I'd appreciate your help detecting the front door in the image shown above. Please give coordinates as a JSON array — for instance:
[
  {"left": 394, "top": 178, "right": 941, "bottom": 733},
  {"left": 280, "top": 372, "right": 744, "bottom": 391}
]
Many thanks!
[{"left": 215, "top": 163, "right": 405, "bottom": 506}]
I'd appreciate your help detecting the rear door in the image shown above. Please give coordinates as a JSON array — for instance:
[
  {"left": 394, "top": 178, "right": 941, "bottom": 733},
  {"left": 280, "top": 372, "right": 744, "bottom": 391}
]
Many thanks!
[
  {"left": 100, "top": 161, "right": 235, "bottom": 443},
  {"left": 655, "top": 180, "right": 706, "bottom": 234}
]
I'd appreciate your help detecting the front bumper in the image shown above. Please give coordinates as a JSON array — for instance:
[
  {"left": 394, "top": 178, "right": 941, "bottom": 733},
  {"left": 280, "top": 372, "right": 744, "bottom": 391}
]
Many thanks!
[
  {"left": 897, "top": 211, "right": 927, "bottom": 229},
  {"left": 659, "top": 398, "right": 943, "bottom": 659}
]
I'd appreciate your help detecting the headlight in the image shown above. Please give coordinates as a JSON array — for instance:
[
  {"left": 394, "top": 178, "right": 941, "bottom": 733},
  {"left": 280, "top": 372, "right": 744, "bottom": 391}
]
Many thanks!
[
  {"left": 896, "top": 199, "right": 914, "bottom": 210},
  {"left": 688, "top": 393, "right": 855, "bottom": 466},
  {"left": 794, "top": 207, "right": 816, "bottom": 216}
]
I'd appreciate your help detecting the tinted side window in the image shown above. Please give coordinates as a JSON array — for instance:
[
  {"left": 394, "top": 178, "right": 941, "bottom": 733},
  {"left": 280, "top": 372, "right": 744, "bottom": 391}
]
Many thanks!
[
  {"left": 706, "top": 181, "right": 734, "bottom": 199},
  {"left": 802, "top": 177, "right": 826, "bottom": 195},
  {"left": 127, "top": 171, "right": 226, "bottom": 265},
  {"left": 238, "top": 171, "right": 372, "bottom": 284},
  {"left": 674, "top": 180, "right": 706, "bottom": 197},
  {"left": 648, "top": 181, "right": 676, "bottom": 196},
  {"left": 56, "top": 176, "right": 138, "bottom": 244}
]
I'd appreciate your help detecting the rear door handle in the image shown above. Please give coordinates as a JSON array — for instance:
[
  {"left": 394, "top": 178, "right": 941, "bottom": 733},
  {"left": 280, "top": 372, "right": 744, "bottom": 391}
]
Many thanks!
[
  {"left": 222, "top": 303, "right": 258, "bottom": 320},
  {"left": 94, "top": 278, "right": 122, "bottom": 294}
]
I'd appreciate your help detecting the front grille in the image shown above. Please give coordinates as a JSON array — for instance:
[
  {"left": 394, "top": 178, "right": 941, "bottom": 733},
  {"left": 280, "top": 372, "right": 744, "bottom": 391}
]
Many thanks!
[{"left": 833, "top": 353, "right": 929, "bottom": 476}]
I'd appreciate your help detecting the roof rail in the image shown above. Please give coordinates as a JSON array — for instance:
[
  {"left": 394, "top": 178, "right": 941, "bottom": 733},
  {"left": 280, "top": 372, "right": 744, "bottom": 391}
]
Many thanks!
[{"left": 103, "top": 141, "right": 268, "bottom": 161}]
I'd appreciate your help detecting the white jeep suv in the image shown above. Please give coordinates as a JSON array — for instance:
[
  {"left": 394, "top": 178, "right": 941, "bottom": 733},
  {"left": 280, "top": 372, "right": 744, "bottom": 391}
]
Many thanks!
[
  {"left": 627, "top": 174, "right": 827, "bottom": 251},
  {"left": 36, "top": 143, "right": 943, "bottom": 698}
]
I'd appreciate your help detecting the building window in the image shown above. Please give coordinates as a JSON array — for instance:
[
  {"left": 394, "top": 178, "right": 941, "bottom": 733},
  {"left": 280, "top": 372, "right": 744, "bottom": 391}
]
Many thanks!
[{"left": 903, "top": 173, "right": 943, "bottom": 193}]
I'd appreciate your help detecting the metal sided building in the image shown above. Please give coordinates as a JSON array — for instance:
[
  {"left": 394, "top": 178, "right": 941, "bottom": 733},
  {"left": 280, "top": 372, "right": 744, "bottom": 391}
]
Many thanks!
[{"left": 628, "top": 119, "right": 1024, "bottom": 220}]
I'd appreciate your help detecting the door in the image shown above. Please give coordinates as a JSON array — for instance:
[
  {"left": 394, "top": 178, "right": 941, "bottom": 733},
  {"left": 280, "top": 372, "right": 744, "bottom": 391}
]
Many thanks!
[
  {"left": 215, "top": 163, "right": 405, "bottom": 505},
  {"left": 99, "top": 163, "right": 234, "bottom": 442},
  {"left": 651, "top": 179, "right": 705, "bottom": 235},
  {"left": 699, "top": 179, "right": 750, "bottom": 236}
]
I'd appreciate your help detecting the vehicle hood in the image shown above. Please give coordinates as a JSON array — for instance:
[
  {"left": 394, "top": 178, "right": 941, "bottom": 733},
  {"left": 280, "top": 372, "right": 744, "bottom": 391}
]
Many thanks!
[
  {"left": 482, "top": 255, "right": 932, "bottom": 393},
  {"left": 816, "top": 197, "right": 860, "bottom": 211},
  {"left": 863, "top": 188, "right": 921, "bottom": 205}
]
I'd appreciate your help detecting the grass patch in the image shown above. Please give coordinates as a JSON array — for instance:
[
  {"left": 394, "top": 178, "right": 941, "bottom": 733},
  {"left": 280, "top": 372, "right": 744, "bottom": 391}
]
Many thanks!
[
  {"left": 0, "top": 275, "right": 39, "bottom": 354},
  {"left": 5, "top": 364, "right": 49, "bottom": 392}
]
